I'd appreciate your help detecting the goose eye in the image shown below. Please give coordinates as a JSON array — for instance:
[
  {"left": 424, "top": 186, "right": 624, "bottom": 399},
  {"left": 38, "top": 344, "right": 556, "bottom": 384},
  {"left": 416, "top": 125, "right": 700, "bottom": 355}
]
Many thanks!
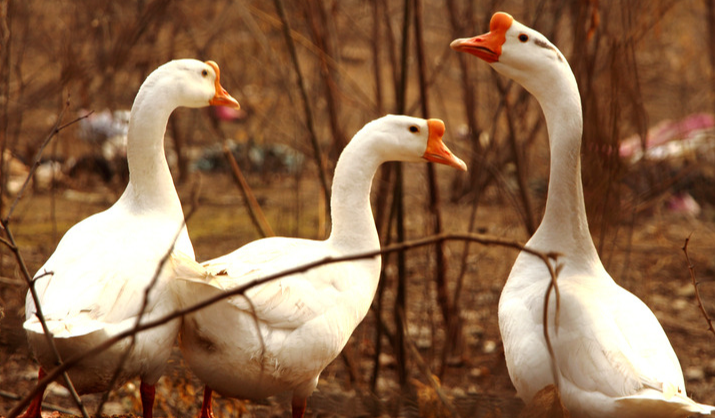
[
  {"left": 518, "top": 34, "right": 529, "bottom": 42},
  {"left": 409, "top": 125, "right": 419, "bottom": 133},
  {"left": 201, "top": 69, "right": 209, "bottom": 77}
]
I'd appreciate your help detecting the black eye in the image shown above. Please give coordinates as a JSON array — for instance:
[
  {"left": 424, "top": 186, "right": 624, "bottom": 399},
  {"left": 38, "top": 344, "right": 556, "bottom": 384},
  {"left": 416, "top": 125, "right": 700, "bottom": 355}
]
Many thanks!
[
  {"left": 518, "top": 34, "right": 529, "bottom": 42},
  {"left": 202, "top": 69, "right": 209, "bottom": 77},
  {"left": 409, "top": 125, "right": 419, "bottom": 133}
]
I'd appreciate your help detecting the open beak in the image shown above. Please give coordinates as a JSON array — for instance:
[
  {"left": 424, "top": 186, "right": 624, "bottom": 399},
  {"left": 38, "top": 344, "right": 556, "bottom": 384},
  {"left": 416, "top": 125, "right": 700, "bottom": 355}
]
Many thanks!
[
  {"left": 423, "top": 119, "right": 467, "bottom": 171},
  {"left": 450, "top": 12, "right": 513, "bottom": 63},
  {"left": 206, "top": 60, "right": 241, "bottom": 109},
  {"left": 450, "top": 36, "right": 500, "bottom": 63}
]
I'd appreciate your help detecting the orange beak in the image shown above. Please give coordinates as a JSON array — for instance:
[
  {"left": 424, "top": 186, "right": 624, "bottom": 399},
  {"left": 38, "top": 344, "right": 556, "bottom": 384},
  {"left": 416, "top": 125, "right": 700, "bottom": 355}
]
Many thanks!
[
  {"left": 423, "top": 119, "right": 467, "bottom": 171},
  {"left": 206, "top": 60, "right": 240, "bottom": 109},
  {"left": 450, "top": 12, "right": 513, "bottom": 63}
]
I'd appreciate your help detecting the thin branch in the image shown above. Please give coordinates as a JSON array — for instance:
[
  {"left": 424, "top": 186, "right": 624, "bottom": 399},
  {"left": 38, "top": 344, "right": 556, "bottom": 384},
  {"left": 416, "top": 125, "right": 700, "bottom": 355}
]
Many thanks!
[
  {"left": 95, "top": 181, "right": 204, "bottom": 417},
  {"left": 223, "top": 142, "right": 275, "bottom": 238},
  {"left": 244, "top": 3, "right": 376, "bottom": 112},
  {"left": 0, "top": 0, "right": 11, "bottom": 217},
  {"left": 412, "top": 0, "right": 455, "bottom": 377},
  {"left": 370, "top": 0, "right": 383, "bottom": 114},
  {"left": 0, "top": 390, "right": 75, "bottom": 415},
  {"left": 302, "top": 0, "right": 347, "bottom": 154},
  {"left": 0, "top": 275, "right": 25, "bottom": 286},
  {"left": 401, "top": 310, "right": 461, "bottom": 418},
  {"left": 391, "top": 0, "right": 413, "bottom": 389},
  {"left": 9, "top": 232, "right": 559, "bottom": 418},
  {"left": 496, "top": 78, "right": 536, "bottom": 236},
  {"left": 682, "top": 235, "right": 715, "bottom": 339},
  {"left": 371, "top": 173, "right": 399, "bottom": 391},
  {"left": 4, "top": 100, "right": 92, "bottom": 223},
  {"left": 272, "top": 0, "right": 331, "bottom": 225},
  {"left": 543, "top": 260, "right": 563, "bottom": 390},
  {"left": 1, "top": 96, "right": 90, "bottom": 418},
  {"left": 3, "top": 220, "right": 89, "bottom": 418}
]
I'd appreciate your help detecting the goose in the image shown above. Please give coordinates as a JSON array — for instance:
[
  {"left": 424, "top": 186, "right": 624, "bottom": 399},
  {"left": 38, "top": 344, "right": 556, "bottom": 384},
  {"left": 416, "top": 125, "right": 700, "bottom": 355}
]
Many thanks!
[
  {"left": 175, "top": 114, "right": 467, "bottom": 418},
  {"left": 20, "top": 59, "right": 240, "bottom": 418},
  {"left": 451, "top": 12, "right": 715, "bottom": 418}
]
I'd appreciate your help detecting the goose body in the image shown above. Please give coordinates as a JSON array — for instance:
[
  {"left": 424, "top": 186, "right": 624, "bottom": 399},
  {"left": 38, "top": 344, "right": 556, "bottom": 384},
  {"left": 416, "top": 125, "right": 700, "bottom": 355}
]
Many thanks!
[
  {"left": 452, "top": 12, "right": 714, "bottom": 418},
  {"left": 21, "top": 59, "right": 239, "bottom": 418},
  {"left": 176, "top": 114, "right": 467, "bottom": 418}
]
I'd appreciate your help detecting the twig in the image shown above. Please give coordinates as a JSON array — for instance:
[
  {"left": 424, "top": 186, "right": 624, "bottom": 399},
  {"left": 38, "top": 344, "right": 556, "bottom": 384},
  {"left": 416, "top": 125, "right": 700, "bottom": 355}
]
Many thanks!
[
  {"left": 223, "top": 142, "right": 275, "bottom": 238},
  {"left": 1, "top": 95, "right": 90, "bottom": 418},
  {"left": 392, "top": 0, "right": 412, "bottom": 389},
  {"left": 302, "top": 0, "right": 348, "bottom": 153},
  {"left": 0, "top": 275, "right": 24, "bottom": 285},
  {"left": 401, "top": 309, "right": 461, "bottom": 418},
  {"left": 412, "top": 0, "right": 455, "bottom": 378},
  {"left": 272, "top": 0, "right": 331, "bottom": 224},
  {"left": 496, "top": 79, "right": 535, "bottom": 236},
  {"left": 542, "top": 260, "right": 562, "bottom": 390},
  {"left": 370, "top": 176, "right": 398, "bottom": 392},
  {"left": 0, "top": 0, "right": 11, "bottom": 216},
  {"left": 393, "top": 163, "right": 408, "bottom": 387},
  {"left": 243, "top": 3, "right": 376, "bottom": 112},
  {"left": 370, "top": 0, "right": 384, "bottom": 114},
  {"left": 95, "top": 182, "right": 204, "bottom": 417},
  {"left": 0, "top": 390, "right": 75, "bottom": 415},
  {"left": 682, "top": 236, "right": 715, "bottom": 338},
  {"left": 4, "top": 100, "right": 91, "bottom": 223},
  {"left": 9, "top": 231, "right": 559, "bottom": 418}
]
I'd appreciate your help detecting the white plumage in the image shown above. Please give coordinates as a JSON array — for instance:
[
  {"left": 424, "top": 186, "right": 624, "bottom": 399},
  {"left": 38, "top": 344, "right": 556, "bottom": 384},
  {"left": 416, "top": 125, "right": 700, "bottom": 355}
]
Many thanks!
[
  {"left": 175, "top": 114, "right": 467, "bottom": 418},
  {"left": 451, "top": 12, "right": 714, "bottom": 418},
  {"left": 21, "top": 59, "right": 239, "bottom": 418}
]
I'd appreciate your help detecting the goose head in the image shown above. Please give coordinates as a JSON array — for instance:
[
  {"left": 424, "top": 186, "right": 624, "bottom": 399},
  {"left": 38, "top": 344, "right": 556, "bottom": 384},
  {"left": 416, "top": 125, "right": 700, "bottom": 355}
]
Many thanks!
[
  {"left": 361, "top": 115, "right": 467, "bottom": 170},
  {"left": 146, "top": 59, "right": 240, "bottom": 110},
  {"left": 450, "top": 12, "right": 573, "bottom": 98}
]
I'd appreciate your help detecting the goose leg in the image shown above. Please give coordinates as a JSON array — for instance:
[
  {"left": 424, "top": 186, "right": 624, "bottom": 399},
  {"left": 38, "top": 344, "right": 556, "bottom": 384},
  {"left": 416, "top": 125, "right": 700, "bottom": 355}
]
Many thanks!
[
  {"left": 291, "top": 396, "right": 306, "bottom": 418},
  {"left": 140, "top": 381, "right": 155, "bottom": 418},
  {"left": 17, "top": 368, "right": 47, "bottom": 418},
  {"left": 199, "top": 386, "right": 215, "bottom": 418}
]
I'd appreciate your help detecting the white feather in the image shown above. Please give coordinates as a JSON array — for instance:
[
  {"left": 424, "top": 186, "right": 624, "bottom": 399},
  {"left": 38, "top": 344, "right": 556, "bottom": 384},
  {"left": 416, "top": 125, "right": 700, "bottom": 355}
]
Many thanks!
[{"left": 175, "top": 115, "right": 467, "bottom": 413}]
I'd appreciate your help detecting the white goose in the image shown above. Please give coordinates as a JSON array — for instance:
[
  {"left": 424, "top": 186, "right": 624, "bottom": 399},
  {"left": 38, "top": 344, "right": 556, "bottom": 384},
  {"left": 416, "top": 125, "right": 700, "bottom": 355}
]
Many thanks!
[
  {"left": 21, "top": 59, "right": 239, "bottom": 418},
  {"left": 175, "top": 114, "right": 467, "bottom": 418},
  {"left": 451, "top": 12, "right": 715, "bottom": 418}
]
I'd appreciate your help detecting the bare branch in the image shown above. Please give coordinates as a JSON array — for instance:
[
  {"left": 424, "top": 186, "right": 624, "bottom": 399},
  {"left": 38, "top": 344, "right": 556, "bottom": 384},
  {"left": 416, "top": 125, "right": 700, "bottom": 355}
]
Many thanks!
[
  {"left": 1, "top": 95, "right": 92, "bottom": 418},
  {"left": 223, "top": 142, "right": 275, "bottom": 238},
  {"left": 9, "top": 231, "right": 559, "bottom": 418},
  {"left": 0, "top": 390, "right": 75, "bottom": 415},
  {"left": 542, "top": 258, "right": 562, "bottom": 390},
  {"left": 401, "top": 309, "right": 461, "bottom": 418},
  {"left": 682, "top": 236, "right": 715, "bottom": 339},
  {"left": 94, "top": 180, "right": 203, "bottom": 417},
  {"left": 243, "top": 3, "right": 376, "bottom": 112},
  {"left": 2, "top": 217, "right": 89, "bottom": 418},
  {"left": 272, "top": 0, "right": 331, "bottom": 225},
  {"left": 4, "top": 100, "right": 92, "bottom": 224}
]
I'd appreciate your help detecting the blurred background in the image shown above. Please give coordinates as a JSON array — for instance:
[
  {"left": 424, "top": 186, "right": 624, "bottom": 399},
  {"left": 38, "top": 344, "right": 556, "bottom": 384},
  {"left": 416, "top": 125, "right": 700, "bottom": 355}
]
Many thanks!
[{"left": 2, "top": 0, "right": 715, "bottom": 416}]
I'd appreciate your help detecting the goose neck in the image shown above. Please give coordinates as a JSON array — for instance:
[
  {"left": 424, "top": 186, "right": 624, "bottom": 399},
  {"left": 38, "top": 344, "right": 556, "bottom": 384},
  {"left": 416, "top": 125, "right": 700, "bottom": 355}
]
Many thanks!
[
  {"left": 118, "top": 84, "right": 182, "bottom": 217},
  {"left": 327, "top": 138, "right": 382, "bottom": 252},
  {"left": 528, "top": 73, "right": 599, "bottom": 264}
]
